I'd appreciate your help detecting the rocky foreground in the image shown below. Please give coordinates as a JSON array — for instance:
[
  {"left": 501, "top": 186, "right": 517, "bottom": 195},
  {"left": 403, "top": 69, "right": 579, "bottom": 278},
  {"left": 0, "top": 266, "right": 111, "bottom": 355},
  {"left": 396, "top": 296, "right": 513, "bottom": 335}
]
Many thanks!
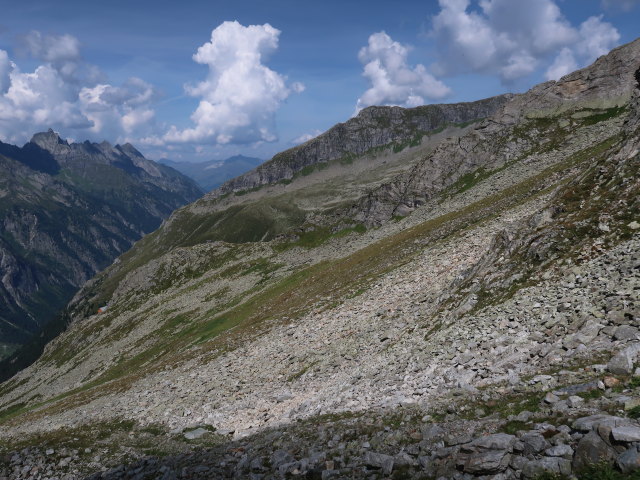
[{"left": 1, "top": 226, "right": 639, "bottom": 479}]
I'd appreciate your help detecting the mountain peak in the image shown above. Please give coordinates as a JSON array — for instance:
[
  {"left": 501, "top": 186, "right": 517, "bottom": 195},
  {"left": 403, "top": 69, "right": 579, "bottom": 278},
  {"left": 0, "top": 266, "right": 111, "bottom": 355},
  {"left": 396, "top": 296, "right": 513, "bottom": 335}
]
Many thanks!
[
  {"left": 116, "top": 143, "right": 143, "bottom": 158},
  {"left": 29, "top": 129, "right": 68, "bottom": 152}
]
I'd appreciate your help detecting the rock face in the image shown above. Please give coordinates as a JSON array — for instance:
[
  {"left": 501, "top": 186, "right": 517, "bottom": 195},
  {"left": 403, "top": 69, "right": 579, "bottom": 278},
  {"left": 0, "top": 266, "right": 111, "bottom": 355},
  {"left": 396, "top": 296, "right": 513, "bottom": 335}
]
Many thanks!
[
  {"left": 0, "top": 131, "right": 202, "bottom": 365},
  {"left": 347, "top": 38, "right": 640, "bottom": 226},
  {"left": 213, "top": 94, "right": 514, "bottom": 195}
]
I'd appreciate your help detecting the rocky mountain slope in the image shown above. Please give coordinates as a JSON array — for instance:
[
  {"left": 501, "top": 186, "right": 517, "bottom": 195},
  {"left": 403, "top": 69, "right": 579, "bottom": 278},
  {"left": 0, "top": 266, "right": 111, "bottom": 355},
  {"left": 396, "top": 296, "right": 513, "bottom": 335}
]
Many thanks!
[
  {"left": 159, "top": 156, "right": 263, "bottom": 192},
  {"left": 0, "top": 39, "right": 638, "bottom": 480},
  {"left": 214, "top": 95, "right": 513, "bottom": 195},
  {"left": 0, "top": 131, "right": 202, "bottom": 363}
]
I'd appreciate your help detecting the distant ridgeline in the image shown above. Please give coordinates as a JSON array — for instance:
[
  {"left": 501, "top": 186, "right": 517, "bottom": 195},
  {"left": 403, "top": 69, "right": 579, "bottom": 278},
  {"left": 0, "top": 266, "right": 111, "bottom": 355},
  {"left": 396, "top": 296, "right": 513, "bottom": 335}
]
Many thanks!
[
  {"left": 159, "top": 155, "right": 263, "bottom": 192},
  {"left": 0, "top": 130, "right": 202, "bottom": 370}
]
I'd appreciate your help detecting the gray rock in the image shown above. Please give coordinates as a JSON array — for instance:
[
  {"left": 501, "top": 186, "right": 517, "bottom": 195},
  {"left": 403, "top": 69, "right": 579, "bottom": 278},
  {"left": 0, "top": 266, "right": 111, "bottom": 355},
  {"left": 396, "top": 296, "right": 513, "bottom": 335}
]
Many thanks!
[
  {"left": 457, "top": 449, "right": 512, "bottom": 475},
  {"left": 520, "top": 433, "right": 550, "bottom": 455},
  {"left": 278, "top": 461, "right": 301, "bottom": 475},
  {"left": 321, "top": 470, "right": 340, "bottom": 480},
  {"left": 467, "top": 433, "right": 516, "bottom": 452},
  {"left": 270, "top": 450, "right": 295, "bottom": 468},
  {"left": 611, "top": 426, "right": 640, "bottom": 442},
  {"left": 567, "top": 395, "right": 584, "bottom": 408},
  {"left": 544, "top": 392, "right": 560, "bottom": 404},
  {"left": 573, "top": 415, "right": 629, "bottom": 432},
  {"left": 608, "top": 352, "right": 634, "bottom": 375},
  {"left": 554, "top": 381, "right": 599, "bottom": 396},
  {"left": 573, "top": 431, "right": 617, "bottom": 471},
  {"left": 617, "top": 447, "right": 640, "bottom": 473},
  {"left": 183, "top": 428, "right": 209, "bottom": 440},
  {"left": 363, "top": 451, "right": 394, "bottom": 475},
  {"left": 445, "top": 431, "right": 474, "bottom": 446},
  {"left": 422, "top": 424, "right": 446, "bottom": 443},
  {"left": 614, "top": 325, "right": 639, "bottom": 341},
  {"left": 214, "top": 96, "right": 514, "bottom": 197},
  {"left": 545, "top": 444, "right": 574, "bottom": 458},
  {"left": 522, "top": 457, "right": 572, "bottom": 479}
]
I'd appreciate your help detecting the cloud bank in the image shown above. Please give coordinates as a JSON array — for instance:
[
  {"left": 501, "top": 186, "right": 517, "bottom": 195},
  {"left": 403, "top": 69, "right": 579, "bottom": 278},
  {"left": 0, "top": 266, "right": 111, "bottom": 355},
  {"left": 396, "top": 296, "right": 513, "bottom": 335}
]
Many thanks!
[
  {"left": 0, "top": 31, "right": 159, "bottom": 145},
  {"left": 164, "top": 21, "right": 303, "bottom": 145},
  {"left": 430, "top": 0, "right": 620, "bottom": 82},
  {"left": 355, "top": 32, "right": 450, "bottom": 112}
]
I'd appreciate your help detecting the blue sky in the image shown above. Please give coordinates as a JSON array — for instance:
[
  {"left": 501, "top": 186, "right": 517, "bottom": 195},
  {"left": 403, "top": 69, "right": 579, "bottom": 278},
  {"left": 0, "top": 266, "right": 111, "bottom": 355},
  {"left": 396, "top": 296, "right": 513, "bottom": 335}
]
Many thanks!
[{"left": 0, "top": 0, "right": 638, "bottom": 162}]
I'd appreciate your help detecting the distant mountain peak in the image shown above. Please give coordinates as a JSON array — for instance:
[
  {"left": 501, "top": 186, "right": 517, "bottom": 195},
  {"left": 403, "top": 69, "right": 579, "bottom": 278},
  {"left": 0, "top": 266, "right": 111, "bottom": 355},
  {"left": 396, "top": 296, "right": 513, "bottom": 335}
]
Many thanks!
[
  {"left": 29, "top": 129, "right": 68, "bottom": 152},
  {"left": 117, "top": 143, "right": 144, "bottom": 158}
]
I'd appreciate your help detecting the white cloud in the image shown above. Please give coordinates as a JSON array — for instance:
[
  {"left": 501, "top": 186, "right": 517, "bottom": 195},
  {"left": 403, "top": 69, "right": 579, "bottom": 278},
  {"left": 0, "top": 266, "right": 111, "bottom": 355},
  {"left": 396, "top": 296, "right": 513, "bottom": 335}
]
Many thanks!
[
  {"left": 576, "top": 15, "right": 621, "bottom": 61},
  {"left": 431, "top": 0, "right": 620, "bottom": 83},
  {"left": 545, "top": 15, "right": 619, "bottom": 80},
  {"left": 355, "top": 32, "right": 450, "bottom": 112},
  {"left": 164, "top": 21, "right": 303, "bottom": 145},
  {"left": 291, "top": 129, "right": 322, "bottom": 145},
  {"left": 0, "top": 32, "right": 160, "bottom": 145},
  {"left": 79, "top": 78, "right": 160, "bottom": 138},
  {"left": 544, "top": 47, "right": 578, "bottom": 81}
]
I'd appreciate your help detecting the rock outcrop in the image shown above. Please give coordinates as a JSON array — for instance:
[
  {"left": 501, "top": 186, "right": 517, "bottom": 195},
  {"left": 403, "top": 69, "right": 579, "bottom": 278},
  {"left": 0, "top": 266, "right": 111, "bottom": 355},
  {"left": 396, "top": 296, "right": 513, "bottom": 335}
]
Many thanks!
[{"left": 212, "top": 94, "right": 514, "bottom": 196}]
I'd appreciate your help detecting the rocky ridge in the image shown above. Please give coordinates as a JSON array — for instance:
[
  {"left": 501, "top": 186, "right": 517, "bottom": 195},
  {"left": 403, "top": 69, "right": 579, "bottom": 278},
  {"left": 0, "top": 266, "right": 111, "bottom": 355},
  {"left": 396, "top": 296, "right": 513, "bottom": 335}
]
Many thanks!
[{"left": 213, "top": 95, "right": 514, "bottom": 196}]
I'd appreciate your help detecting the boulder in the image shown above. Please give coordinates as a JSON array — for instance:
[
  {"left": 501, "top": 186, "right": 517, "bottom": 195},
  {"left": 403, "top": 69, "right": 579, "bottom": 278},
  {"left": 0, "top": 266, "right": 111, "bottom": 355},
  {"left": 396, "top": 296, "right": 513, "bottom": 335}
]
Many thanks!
[
  {"left": 457, "top": 434, "right": 516, "bottom": 475},
  {"left": 573, "top": 415, "right": 629, "bottom": 432},
  {"left": 522, "top": 457, "right": 572, "bottom": 479},
  {"left": 617, "top": 448, "right": 640, "bottom": 473},
  {"left": 608, "top": 352, "right": 634, "bottom": 375},
  {"left": 613, "top": 325, "right": 639, "bottom": 341},
  {"left": 457, "top": 449, "right": 512, "bottom": 475},
  {"left": 545, "top": 444, "right": 574, "bottom": 458},
  {"left": 520, "top": 433, "right": 550, "bottom": 455},
  {"left": 363, "top": 451, "right": 394, "bottom": 475},
  {"left": 611, "top": 426, "right": 640, "bottom": 443},
  {"left": 573, "top": 431, "right": 617, "bottom": 471}
]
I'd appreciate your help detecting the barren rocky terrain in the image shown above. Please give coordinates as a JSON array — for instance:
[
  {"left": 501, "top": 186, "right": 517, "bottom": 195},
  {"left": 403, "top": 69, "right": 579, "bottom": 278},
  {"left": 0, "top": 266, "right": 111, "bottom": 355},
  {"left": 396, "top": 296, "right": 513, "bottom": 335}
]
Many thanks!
[{"left": 0, "top": 38, "right": 638, "bottom": 480}]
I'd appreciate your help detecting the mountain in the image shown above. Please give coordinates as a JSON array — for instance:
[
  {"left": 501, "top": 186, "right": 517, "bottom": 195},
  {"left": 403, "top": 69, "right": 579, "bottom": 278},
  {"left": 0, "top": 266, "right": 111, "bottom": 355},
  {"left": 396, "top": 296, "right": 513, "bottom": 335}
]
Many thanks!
[
  {"left": 0, "top": 39, "right": 639, "bottom": 480},
  {"left": 214, "top": 94, "right": 513, "bottom": 196},
  {"left": 0, "top": 130, "right": 202, "bottom": 361},
  {"left": 159, "top": 155, "right": 263, "bottom": 192}
]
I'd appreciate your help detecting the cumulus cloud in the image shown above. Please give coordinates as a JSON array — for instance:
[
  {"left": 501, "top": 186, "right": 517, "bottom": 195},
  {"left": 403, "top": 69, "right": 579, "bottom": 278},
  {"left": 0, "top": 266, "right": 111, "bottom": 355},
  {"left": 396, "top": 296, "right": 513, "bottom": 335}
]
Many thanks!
[
  {"left": 164, "top": 21, "right": 303, "bottom": 145},
  {"left": 544, "top": 47, "right": 578, "bottom": 81},
  {"left": 430, "top": 0, "right": 620, "bottom": 83},
  {"left": 544, "top": 15, "right": 620, "bottom": 80},
  {"left": 0, "top": 32, "right": 160, "bottom": 145},
  {"left": 355, "top": 32, "right": 450, "bottom": 112},
  {"left": 78, "top": 77, "right": 160, "bottom": 138},
  {"left": 291, "top": 129, "right": 322, "bottom": 145}
]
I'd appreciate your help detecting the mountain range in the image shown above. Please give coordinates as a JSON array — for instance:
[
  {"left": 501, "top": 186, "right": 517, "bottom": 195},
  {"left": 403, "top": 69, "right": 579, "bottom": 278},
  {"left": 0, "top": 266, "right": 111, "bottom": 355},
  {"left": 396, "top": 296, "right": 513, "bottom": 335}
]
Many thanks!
[
  {"left": 0, "top": 131, "right": 202, "bottom": 363},
  {"left": 0, "top": 38, "right": 639, "bottom": 480}
]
